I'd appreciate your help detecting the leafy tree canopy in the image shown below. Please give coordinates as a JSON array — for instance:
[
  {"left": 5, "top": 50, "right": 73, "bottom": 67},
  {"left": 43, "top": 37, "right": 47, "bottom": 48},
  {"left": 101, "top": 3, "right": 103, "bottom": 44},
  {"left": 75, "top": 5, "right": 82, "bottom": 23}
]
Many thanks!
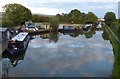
[
  {"left": 32, "top": 15, "right": 50, "bottom": 22},
  {"left": 84, "top": 12, "right": 98, "bottom": 24},
  {"left": 49, "top": 16, "right": 59, "bottom": 29},
  {"left": 68, "top": 9, "right": 82, "bottom": 18},
  {"left": 104, "top": 12, "right": 116, "bottom": 26},
  {"left": 3, "top": 3, "right": 32, "bottom": 27},
  {"left": 54, "top": 9, "right": 98, "bottom": 24}
]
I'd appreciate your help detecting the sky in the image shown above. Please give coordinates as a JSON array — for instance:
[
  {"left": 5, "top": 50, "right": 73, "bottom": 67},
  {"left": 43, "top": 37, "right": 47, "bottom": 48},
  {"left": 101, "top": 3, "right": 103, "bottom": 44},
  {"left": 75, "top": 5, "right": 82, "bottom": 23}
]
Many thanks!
[{"left": 0, "top": 0, "right": 119, "bottom": 18}]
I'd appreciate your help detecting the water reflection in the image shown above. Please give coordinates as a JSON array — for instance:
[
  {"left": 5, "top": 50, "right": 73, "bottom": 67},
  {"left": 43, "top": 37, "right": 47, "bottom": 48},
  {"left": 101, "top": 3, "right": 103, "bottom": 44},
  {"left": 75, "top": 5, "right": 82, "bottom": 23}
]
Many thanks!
[
  {"left": 2, "top": 50, "right": 26, "bottom": 67},
  {"left": 2, "top": 25, "right": 115, "bottom": 77},
  {"left": 102, "top": 30, "right": 110, "bottom": 41},
  {"left": 49, "top": 31, "right": 59, "bottom": 43},
  {"left": 39, "top": 26, "right": 101, "bottom": 40}
]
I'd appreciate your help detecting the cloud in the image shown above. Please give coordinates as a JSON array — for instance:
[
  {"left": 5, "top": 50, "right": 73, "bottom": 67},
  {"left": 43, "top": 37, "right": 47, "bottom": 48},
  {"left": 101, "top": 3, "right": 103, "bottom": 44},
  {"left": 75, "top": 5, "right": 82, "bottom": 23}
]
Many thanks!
[{"left": 29, "top": 7, "right": 65, "bottom": 15}]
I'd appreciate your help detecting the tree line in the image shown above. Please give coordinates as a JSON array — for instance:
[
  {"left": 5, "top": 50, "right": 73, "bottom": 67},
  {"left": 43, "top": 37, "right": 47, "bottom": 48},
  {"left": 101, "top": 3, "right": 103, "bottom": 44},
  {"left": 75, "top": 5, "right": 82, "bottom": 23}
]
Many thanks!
[
  {"left": 2, "top": 3, "right": 120, "bottom": 32},
  {"left": 54, "top": 9, "right": 98, "bottom": 24},
  {"left": 2, "top": 3, "right": 98, "bottom": 27}
]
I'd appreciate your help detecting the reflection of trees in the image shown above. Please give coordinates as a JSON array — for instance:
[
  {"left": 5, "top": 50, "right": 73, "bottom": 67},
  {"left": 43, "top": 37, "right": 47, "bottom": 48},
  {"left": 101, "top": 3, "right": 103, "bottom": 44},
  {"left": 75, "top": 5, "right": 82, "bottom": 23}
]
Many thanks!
[
  {"left": 84, "top": 27, "right": 96, "bottom": 39},
  {"left": 40, "top": 33, "right": 51, "bottom": 39},
  {"left": 49, "top": 30, "right": 59, "bottom": 43},
  {"left": 102, "top": 30, "right": 110, "bottom": 40},
  {"left": 69, "top": 31, "right": 84, "bottom": 38},
  {"left": 59, "top": 27, "right": 97, "bottom": 38},
  {"left": 39, "top": 30, "right": 59, "bottom": 43}
]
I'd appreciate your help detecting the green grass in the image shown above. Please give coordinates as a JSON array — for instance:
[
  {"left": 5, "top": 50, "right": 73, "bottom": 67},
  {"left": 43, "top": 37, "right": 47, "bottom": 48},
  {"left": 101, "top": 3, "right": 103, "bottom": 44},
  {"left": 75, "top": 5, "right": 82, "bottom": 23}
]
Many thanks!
[
  {"left": 104, "top": 25, "right": 120, "bottom": 78},
  {"left": 109, "top": 26, "right": 120, "bottom": 40}
]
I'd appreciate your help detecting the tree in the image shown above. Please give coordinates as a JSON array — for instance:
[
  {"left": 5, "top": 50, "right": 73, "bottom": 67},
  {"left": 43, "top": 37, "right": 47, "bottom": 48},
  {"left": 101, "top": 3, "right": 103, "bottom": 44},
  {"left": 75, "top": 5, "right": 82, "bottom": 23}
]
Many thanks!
[
  {"left": 68, "top": 9, "right": 82, "bottom": 24},
  {"left": 104, "top": 12, "right": 116, "bottom": 26},
  {"left": 54, "top": 9, "right": 98, "bottom": 24},
  {"left": 38, "top": 16, "right": 49, "bottom": 22},
  {"left": 84, "top": 12, "right": 98, "bottom": 24},
  {"left": 68, "top": 9, "right": 82, "bottom": 18},
  {"left": 3, "top": 3, "right": 32, "bottom": 27},
  {"left": 32, "top": 15, "right": 50, "bottom": 22},
  {"left": 32, "top": 15, "right": 39, "bottom": 22},
  {"left": 49, "top": 16, "right": 59, "bottom": 30}
]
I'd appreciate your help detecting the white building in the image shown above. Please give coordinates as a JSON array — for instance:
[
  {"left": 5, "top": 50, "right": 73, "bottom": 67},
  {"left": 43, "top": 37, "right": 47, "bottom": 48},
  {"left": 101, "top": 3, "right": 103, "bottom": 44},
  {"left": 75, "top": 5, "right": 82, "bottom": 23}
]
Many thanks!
[{"left": 118, "top": 1, "right": 120, "bottom": 19}]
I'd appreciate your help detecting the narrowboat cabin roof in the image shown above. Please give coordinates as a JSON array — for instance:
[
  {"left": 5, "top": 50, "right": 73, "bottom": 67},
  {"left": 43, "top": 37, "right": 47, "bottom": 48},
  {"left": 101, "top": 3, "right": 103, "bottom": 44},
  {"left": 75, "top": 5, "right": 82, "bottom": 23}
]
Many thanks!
[{"left": 11, "top": 32, "right": 28, "bottom": 41}]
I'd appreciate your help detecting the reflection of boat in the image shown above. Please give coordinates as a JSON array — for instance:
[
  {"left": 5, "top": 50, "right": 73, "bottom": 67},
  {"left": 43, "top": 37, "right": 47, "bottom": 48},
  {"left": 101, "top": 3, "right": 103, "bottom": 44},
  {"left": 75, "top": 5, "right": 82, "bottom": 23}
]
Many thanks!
[
  {"left": 82, "top": 24, "right": 92, "bottom": 32},
  {"left": 83, "top": 24, "right": 92, "bottom": 30},
  {"left": 4, "top": 32, "right": 30, "bottom": 55},
  {"left": 59, "top": 30, "right": 84, "bottom": 38},
  {"left": 60, "top": 31, "right": 76, "bottom": 35},
  {"left": 59, "top": 29, "right": 78, "bottom": 33},
  {"left": 59, "top": 26, "right": 79, "bottom": 31},
  {"left": 2, "top": 47, "right": 26, "bottom": 67}
]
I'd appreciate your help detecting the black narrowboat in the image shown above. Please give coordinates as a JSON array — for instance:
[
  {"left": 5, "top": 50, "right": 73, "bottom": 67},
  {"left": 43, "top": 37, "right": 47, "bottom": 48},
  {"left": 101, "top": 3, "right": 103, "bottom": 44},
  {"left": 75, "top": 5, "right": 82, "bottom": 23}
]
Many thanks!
[{"left": 4, "top": 32, "right": 30, "bottom": 55}]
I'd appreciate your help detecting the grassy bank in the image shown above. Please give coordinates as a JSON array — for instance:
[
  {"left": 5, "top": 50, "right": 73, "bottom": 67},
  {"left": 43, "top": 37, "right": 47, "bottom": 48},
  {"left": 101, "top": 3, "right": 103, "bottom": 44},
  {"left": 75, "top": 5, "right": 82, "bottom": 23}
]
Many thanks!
[
  {"left": 109, "top": 26, "right": 120, "bottom": 40},
  {"left": 104, "top": 25, "right": 120, "bottom": 78}
]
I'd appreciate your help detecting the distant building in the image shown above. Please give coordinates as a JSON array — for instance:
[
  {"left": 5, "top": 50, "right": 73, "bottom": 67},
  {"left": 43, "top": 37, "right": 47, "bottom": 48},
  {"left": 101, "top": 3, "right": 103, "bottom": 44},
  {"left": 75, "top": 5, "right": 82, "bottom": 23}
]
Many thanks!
[
  {"left": 34, "top": 22, "right": 51, "bottom": 29},
  {"left": 118, "top": 1, "right": 120, "bottom": 18},
  {"left": 97, "top": 18, "right": 105, "bottom": 24}
]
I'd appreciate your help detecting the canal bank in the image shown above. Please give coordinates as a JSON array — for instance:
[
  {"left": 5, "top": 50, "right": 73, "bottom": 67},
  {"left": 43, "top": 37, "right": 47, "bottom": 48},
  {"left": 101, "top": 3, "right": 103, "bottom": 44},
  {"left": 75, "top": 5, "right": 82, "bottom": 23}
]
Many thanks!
[{"left": 104, "top": 25, "right": 120, "bottom": 78}]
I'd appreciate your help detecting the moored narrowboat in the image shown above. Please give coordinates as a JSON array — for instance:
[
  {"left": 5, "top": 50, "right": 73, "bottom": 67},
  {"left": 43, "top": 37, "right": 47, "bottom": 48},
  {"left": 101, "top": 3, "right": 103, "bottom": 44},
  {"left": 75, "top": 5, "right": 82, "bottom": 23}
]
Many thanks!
[{"left": 4, "top": 32, "right": 30, "bottom": 55}]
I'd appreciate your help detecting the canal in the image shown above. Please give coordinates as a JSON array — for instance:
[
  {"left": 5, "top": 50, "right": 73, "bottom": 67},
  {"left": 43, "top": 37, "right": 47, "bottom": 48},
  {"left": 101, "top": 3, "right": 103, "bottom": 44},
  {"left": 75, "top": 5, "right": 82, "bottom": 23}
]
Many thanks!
[{"left": 2, "top": 27, "right": 114, "bottom": 77}]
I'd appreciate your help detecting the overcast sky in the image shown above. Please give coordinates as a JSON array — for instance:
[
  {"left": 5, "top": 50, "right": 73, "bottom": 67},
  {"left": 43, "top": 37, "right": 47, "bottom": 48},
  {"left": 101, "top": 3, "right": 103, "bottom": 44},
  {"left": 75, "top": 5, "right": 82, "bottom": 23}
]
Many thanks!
[{"left": 0, "top": 0, "right": 119, "bottom": 18}]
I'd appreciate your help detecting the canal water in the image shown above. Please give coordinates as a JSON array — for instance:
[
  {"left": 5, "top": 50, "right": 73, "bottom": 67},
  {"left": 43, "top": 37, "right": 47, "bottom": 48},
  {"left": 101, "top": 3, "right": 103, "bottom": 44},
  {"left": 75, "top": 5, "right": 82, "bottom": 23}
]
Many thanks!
[{"left": 2, "top": 27, "right": 114, "bottom": 77}]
